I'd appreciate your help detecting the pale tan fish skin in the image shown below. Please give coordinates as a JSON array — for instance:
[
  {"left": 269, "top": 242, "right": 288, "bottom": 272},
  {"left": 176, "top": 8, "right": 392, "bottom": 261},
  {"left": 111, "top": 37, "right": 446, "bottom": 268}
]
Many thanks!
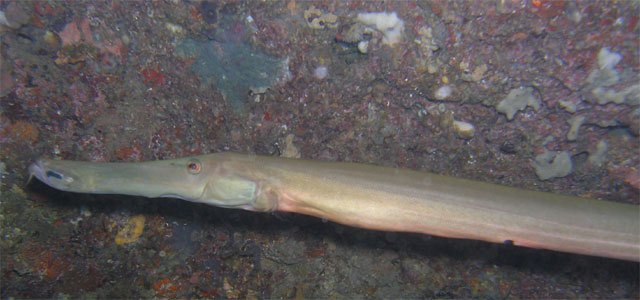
[{"left": 28, "top": 152, "right": 640, "bottom": 261}]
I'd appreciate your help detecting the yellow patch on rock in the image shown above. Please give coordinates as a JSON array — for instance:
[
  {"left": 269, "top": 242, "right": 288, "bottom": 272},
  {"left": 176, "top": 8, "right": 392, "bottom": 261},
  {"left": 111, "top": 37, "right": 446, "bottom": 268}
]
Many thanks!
[
  {"left": 304, "top": 6, "right": 338, "bottom": 29},
  {"left": 115, "top": 215, "right": 145, "bottom": 245}
]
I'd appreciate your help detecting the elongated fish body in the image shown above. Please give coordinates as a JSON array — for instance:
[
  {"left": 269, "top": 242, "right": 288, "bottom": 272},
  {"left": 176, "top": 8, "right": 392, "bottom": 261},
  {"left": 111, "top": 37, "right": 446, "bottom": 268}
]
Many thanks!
[{"left": 29, "top": 152, "right": 640, "bottom": 261}]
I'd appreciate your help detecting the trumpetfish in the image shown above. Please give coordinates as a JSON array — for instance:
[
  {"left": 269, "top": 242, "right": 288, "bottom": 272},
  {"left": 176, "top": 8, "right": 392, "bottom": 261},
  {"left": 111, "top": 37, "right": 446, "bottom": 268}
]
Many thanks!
[{"left": 28, "top": 152, "right": 639, "bottom": 261}]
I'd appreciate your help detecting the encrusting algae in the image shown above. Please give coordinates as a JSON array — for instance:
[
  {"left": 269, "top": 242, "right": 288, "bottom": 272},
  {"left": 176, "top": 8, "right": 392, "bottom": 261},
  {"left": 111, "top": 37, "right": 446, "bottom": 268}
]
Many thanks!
[{"left": 114, "top": 215, "right": 146, "bottom": 245}]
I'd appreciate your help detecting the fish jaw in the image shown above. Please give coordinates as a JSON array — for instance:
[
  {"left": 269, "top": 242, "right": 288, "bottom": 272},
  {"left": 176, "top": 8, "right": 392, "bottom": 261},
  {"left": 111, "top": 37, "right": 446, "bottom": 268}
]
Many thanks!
[
  {"left": 28, "top": 157, "right": 211, "bottom": 201},
  {"left": 27, "top": 154, "right": 272, "bottom": 211},
  {"left": 29, "top": 159, "right": 86, "bottom": 192}
]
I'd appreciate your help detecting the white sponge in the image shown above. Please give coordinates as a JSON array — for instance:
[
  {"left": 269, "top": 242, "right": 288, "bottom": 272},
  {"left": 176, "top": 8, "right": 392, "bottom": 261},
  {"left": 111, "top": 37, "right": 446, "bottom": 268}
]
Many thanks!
[{"left": 357, "top": 12, "right": 405, "bottom": 46}]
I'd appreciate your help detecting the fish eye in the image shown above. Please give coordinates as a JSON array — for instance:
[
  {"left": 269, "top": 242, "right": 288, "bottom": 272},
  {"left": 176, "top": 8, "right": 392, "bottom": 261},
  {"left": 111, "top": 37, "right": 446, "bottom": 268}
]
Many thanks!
[{"left": 186, "top": 159, "right": 202, "bottom": 174}]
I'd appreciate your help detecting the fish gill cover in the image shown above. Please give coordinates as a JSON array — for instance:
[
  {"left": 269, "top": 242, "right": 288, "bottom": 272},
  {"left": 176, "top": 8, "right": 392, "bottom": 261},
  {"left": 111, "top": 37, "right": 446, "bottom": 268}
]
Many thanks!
[{"left": 175, "top": 14, "right": 290, "bottom": 113}]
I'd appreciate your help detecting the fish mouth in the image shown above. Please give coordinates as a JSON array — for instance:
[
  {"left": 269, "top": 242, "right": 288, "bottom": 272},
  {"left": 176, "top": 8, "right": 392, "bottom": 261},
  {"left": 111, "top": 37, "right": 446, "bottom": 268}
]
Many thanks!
[
  {"left": 28, "top": 159, "right": 47, "bottom": 185},
  {"left": 28, "top": 159, "right": 73, "bottom": 189}
]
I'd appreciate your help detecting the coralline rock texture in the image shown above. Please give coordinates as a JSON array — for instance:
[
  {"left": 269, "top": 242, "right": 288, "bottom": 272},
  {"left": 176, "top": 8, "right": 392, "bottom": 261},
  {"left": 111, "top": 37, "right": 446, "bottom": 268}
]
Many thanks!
[{"left": 176, "top": 38, "right": 289, "bottom": 113}]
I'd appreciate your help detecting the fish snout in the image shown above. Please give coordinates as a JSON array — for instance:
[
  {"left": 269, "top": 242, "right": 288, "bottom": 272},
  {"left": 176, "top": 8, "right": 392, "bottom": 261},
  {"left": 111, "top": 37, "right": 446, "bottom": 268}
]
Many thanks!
[
  {"left": 27, "top": 159, "right": 75, "bottom": 189},
  {"left": 28, "top": 159, "right": 46, "bottom": 184}
]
